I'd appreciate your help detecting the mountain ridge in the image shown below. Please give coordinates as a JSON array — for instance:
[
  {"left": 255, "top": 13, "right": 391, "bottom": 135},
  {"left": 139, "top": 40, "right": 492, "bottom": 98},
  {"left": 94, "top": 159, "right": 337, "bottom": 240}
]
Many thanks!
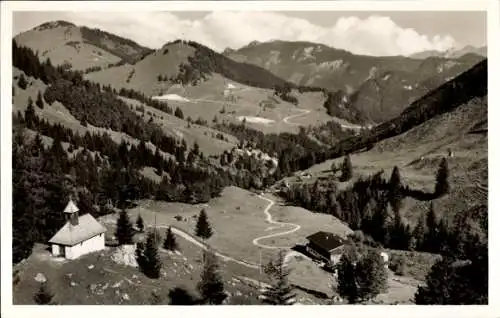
[
  {"left": 410, "top": 45, "right": 487, "bottom": 60},
  {"left": 14, "top": 21, "right": 154, "bottom": 71},
  {"left": 223, "top": 40, "right": 484, "bottom": 123}
]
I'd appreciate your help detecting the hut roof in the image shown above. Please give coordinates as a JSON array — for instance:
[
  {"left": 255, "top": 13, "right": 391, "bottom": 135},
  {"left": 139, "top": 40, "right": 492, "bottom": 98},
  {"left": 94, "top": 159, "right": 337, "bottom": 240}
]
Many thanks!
[{"left": 49, "top": 213, "right": 106, "bottom": 246}]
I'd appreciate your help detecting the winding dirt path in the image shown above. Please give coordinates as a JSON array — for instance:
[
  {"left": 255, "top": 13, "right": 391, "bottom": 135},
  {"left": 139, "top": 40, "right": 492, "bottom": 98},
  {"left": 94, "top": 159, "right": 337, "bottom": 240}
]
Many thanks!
[
  {"left": 282, "top": 108, "right": 366, "bottom": 131},
  {"left": 283, "top": 109, "right": 311, "bottom": 125},
  {"left": 142, "top": 194, "right": 302, "bottom": 269},
  {"left": 251, "top": 195, "right": 301, "bottom": 249}
]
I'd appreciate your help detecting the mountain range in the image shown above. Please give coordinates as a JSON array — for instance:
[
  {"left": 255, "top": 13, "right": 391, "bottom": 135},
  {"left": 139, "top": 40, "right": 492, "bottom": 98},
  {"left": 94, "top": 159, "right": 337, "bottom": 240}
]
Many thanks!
[
  {"left": 14, "top": 21, "right": 486, "bottom": 125},
  {"left": 409, "top": 45, "right": 487, "bottom": 60},
  {"left": 223, "top": 40, "right": 485, "bottom": 123},
  {"left": 11, "top": 19, "right": 488, "bottom": 305}
]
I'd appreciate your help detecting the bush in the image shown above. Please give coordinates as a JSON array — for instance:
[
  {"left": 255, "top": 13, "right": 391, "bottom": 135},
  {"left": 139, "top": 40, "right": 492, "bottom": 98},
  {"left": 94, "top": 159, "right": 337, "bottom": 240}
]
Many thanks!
[
  {"left": 389, "top": 254, "right": 408, "bottom": 276},
  {"left": 18, "top": 74, "right": 28, "bottom": 90},
  {"left": 340, "top": 155, "right": 353, "bottom": 182},
  {"left": 174, "top": 107, "right": 184, "bottom": 119},
  {"left": 348, "top": 231, "right": 380, "bottom": 248},
  {"left": 348, "top": 230, "right": 365, "bottom": 243},
  {"left": 34, "top": 282, "right": 54, "bottom": 305}
]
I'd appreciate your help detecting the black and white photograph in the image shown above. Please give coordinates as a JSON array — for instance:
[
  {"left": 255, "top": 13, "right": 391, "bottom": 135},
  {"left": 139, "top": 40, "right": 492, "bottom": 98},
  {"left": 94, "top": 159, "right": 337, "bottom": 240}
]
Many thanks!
[{"left": 1, "top": 0, "right": 498, "bottom": 317}]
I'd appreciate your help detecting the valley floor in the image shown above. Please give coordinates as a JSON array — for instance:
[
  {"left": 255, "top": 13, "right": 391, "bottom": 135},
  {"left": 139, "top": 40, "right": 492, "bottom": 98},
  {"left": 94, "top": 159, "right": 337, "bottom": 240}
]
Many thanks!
[{"left": 14, "top": 186, "right": 429, "bottom": 305}]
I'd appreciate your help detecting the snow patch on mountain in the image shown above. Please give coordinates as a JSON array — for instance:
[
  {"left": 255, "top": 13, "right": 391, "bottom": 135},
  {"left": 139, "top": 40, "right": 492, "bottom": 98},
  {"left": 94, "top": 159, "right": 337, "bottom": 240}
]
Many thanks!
[{"left": 152, "top": 94, "right": 190, "bottom": 102}]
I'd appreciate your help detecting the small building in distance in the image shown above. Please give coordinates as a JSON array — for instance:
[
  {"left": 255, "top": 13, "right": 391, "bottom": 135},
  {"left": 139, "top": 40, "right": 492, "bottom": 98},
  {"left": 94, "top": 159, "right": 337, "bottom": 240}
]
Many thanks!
[
  {"left": 306, "top": 231, "right": 346, "bottom": 265},
  {"left": 48, "top": 199, "right": 107, "bottom": 260}
]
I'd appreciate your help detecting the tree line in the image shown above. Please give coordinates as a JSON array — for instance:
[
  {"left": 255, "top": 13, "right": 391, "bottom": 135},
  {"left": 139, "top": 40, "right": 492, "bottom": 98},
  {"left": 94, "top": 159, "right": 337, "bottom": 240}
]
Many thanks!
[
  {"left": 214, "top": 121, "right": 323, "bottom": 178},
  {"left": 14, "top": 40, "right": 190, "bottom": 166},
  {"left": 281, "top": 157, "right": 484, "bottom": 260},
  {"left": 14, "top": 102, "right": 300, "bottom": 263},
  {"left": 292, "top": 59, "right": 487, "bottom": 173}
]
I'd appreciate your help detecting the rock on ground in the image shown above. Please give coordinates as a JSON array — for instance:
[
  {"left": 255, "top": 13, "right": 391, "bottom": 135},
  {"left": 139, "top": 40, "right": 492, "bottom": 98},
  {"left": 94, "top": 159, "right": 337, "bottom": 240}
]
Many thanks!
[
  {"left": 111, "top": 245, "right": 138, "bottom": 267},
  {"left": 34, "top": 273, "right": 47, "bottom": 283}
]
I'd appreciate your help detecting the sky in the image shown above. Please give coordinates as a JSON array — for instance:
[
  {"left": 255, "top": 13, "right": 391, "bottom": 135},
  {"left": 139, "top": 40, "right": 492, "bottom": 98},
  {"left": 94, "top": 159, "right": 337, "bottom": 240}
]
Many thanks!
[{"left": 12, "top": 11, "right": 487, "bottom": 56}]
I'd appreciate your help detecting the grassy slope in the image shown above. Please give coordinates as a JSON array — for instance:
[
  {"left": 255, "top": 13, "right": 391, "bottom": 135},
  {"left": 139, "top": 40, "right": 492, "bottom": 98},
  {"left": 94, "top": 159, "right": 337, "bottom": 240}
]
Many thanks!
[
  {"left": 14, "top": 21, "right": 153, "bottom": 71},
  {"left": 93, "top": 65, "right": 334, "bottom": 135},
  {"left": 86, "top": 41, "right": 355, "bottom": 134},
  {"left": 12, "top": 239, "right": 263, "bottom": 305},
  {"left": 85, "top": 42, "right": 196, "bottom": 96},
  {"left": 12, "top": 68, "right": 175, "bottom": 182},
  {"left": 287, "top": 96, "right": 487, "bottom": 224},
  {"left": 14, "top": 25, "right": 121, "bottom": 71},
  {"left": 20, "top": 129, "right": 165, "bottom": 185},
  {"left": 118, "top": 95, "right": 239, "bottom": 156},
  {"left": 123, "top": 186, "right": 352, "bottom": 265},
  {"left": 163, "top": 76, "right": 333, "bottom": 134}
]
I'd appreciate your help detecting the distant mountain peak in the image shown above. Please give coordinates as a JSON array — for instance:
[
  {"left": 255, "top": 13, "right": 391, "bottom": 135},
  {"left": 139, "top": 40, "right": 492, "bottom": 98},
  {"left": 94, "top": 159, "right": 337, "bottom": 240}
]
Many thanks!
[
  {"left": 222, "top": 47, "right": 235, "bottom": 55},
  {"left": 34, "top": 20, "right": 76, "bottom": 31},
  {"left": 247, "top": 40, "right": 261, "bottom": 48},
  {"left": 410, "top": 44, "right": 487, "bottom": 59}
]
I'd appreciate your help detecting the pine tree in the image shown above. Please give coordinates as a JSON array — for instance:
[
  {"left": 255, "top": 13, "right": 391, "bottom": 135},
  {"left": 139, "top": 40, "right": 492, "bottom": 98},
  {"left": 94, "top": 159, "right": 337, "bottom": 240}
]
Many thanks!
[
  {"left": 219, "top": 153, "right": 226, "bottom": 166},
  {"left": 135, "top": 241, "right": 145, "bottom": 268},
  {"left": 340, "top": 154, "right": 353, "bottom": 182},
  {"left": 163, "top": 226, "right": 178, "bottom": 251},
  {"left": 193, "top": 142, "right": 200, "bottom": 156},
  {"left": 411, "top": 213, "right": 426, "bottom": 251},
  {"left": 261, "top": 250, "right": 296, "bottom": 305},
  {"left": 423, "top": 202, "right": 439, "bottom": 253},
  {"left": 24, "top": 97, "right": 36, "bottom": 129},
  {"left": 34, "top": 282, "right": 54, "bottom": 305},
  {"left": 115, "top": 209, "right": 134, "bottom": 245},
  {"left": 390, "top": 208, "right": 411, "bottom": 250},
  {"left": 337, "top": 249, "right": 388, "bottom": 304},
  {"left": 356, "top": 250, "right": 388, "bottom": 302},
  {"left": 436, "top": 218, "right": 451, "bottom": 255},
  {"left": 389, "top": 166, "right": 404, "bottom": 212},
  {"left": 138, "top": 230, "right": 162, "bottom": 279},
  {"left": 389, "top": 165, "right": 401, "bottom": 187},
  {"left": 174, "top": 107, "right": 184, "bottom": 119},
  {"left": 434, "top": 158, "right": 450, "bottom": 196},
  {"left": 152, "top": 227, "right": 162, "bottom": 247},
  {"left": 168, "top": 287, "right": 199, "bottom": 305},
  {"left": 197, "top": 249, "right": 226, "bottom": 304},
  {"left": 136, "top": 214, "right": 144, "bottom": 232},
  {"left": 18, "top": 73, "right": 28, "bottom": 89},
  {"left": 370, "top": 200, "right": 390, "bottom": 245},
  {"left": 36, "top": 90, "right": 44, "bottom": 109},
  {"left": 415, "top": 243, "right": 487, "bottom": 305},
  {"left": 389, "top": 254, "right": 408, "bottom": 276},
  {"left": 337, "top": 254, "right": 359, "bottom": 303},
  {"left": 12, "top": 128, "right": 36, "bottom": 263},
  {"left": 328, "top": 190, "right": 342, "bottom": 218},
  {"left": 195, "top": 209, "right": 213, "bottom": 240},
  {"left": 331, "top": 161, "right": 337, "bottom": 174},
  {"left": 414, "top": 258, "right": 458, "bottom": 304}
]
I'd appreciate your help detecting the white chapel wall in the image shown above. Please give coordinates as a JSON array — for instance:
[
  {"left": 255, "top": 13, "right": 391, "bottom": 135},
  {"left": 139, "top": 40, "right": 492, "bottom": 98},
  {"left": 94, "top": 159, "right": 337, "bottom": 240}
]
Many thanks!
[{"left": 64, "top": 233, "right": 105, "bottom": 260}]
